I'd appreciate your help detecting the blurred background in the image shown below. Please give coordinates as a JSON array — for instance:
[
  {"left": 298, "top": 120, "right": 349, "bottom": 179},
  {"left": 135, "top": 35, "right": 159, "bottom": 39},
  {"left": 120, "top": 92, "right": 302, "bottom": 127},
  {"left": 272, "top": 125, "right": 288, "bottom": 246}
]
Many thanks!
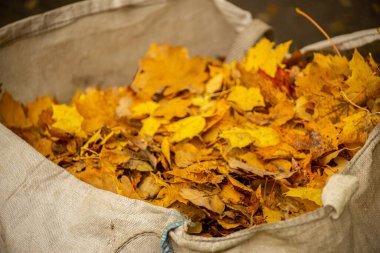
[{"left": 0, "top": 0, "right": 379, "bottom": 48}]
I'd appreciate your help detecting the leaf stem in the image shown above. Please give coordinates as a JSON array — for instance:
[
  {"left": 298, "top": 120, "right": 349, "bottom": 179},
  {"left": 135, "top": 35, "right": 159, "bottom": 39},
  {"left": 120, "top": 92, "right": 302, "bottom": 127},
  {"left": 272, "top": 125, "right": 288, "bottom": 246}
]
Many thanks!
[
  {"left": 340, "top": 90, "right": 370, "bottom": 113},
  {"left": 296, "top": 8, "right": 341, "bottom": 57}
]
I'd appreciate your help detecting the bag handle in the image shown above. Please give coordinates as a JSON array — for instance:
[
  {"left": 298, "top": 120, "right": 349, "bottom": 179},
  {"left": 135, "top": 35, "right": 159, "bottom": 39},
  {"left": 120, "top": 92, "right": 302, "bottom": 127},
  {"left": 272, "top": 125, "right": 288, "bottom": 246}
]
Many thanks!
[
  {"left": 322, "top": 174, "right": 359, "bottom": 219},
  {"left": 300, "top": 28, "right": 380, "bottom": 55}
]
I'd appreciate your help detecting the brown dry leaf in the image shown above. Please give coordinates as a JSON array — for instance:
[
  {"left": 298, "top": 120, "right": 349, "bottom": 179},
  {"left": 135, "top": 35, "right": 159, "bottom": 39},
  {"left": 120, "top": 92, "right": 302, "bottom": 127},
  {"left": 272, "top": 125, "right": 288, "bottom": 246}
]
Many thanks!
[
  {"left": 119, "top": 175, "right": 140, "bottom": 198},
  {"left": 243, "top": 38, "right": 292, "bottom": 77},
  {"left": 138, "top": 174, "right": 162, "bottom": 199},
  {"left": 256, "top": 143, "right": 307, "bottom": 160},
  {"left": 228, "top": 158, "right": 276, "bottom": 177},
  {"left": 2, "top": 40, "right": 379, "bottom": 237},
  {"left": 227, "top": 86, "right": 265, "bottom": 111},
  {"left": 174, "top": 143, "right": 199, "bottom": 167},
  {"left": 167, "top": 162, "right": 220, "bottom": 184},
  {"left": 149, "top": 183, "right": 190, "bottom": 208},
  {"left": 179, "top": 188, "right": 225, "bottom": 214},
  {"left": 51, "top": 104, "right": 86, "bottom": 137},
  {"left": 219, "top": 182, "right": 245, "bottom": 205},
  {"left": 227, "top": 176, "right": 253, "bottom": 193}
]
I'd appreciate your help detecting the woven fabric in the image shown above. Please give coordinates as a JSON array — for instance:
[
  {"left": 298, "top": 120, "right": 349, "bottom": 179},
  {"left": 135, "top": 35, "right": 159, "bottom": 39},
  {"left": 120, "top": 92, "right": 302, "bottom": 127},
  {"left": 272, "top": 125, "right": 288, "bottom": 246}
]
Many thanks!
[{"left": 0, "top": 1, "right": 379, "bottom": 252}]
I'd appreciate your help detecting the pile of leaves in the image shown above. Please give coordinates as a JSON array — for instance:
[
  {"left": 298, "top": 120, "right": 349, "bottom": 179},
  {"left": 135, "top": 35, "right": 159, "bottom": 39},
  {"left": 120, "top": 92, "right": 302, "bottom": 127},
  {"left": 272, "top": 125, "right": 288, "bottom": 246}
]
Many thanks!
[{"left": 1, "top": 39, "right": 379, "bottom": 237}]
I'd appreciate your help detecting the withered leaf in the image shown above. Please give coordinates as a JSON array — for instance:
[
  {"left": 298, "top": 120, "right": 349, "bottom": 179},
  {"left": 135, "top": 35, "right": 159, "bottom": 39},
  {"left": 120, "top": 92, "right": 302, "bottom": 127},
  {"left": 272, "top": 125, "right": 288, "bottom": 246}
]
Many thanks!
[
  {"left": 1, "top": 40, "right": 378, "bottom": 237},
  {"left": 180, "top": 188, "right": 225, "bottom": 214}
]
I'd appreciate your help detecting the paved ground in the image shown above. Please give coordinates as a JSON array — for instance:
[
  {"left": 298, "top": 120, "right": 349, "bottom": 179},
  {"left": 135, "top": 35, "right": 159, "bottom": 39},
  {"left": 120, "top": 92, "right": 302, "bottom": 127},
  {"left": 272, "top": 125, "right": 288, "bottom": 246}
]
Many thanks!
[{"left": 0, "top": 0, "right": 379, "bottom": 48}]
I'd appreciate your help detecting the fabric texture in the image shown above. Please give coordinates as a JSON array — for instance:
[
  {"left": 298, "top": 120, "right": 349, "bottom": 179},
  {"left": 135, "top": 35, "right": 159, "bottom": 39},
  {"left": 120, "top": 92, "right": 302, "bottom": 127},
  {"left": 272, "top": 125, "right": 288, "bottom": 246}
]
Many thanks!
[{"left": 0, "top": 0, "right": 379, "bottom": 252}]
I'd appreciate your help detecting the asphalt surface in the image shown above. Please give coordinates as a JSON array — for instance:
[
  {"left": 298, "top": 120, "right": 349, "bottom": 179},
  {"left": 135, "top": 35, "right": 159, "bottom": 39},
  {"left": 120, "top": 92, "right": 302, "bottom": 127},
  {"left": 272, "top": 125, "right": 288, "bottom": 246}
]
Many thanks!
[{"left": 0, "top": 0, "right": 379, "bottom": 48}]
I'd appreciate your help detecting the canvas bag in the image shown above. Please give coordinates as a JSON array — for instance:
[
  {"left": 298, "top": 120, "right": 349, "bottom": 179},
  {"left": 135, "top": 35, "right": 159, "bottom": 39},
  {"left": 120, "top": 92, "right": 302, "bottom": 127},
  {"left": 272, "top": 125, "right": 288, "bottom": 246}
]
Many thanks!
[{"left": 0, "top": 0, "right": 379, "bottom": 252}]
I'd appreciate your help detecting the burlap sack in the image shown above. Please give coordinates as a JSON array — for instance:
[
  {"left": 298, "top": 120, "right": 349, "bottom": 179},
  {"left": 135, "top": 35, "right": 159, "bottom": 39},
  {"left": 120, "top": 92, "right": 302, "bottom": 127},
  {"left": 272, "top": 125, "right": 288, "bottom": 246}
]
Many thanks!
[{"left": 0, "top": 0, "right": 379, "bottom": 252}]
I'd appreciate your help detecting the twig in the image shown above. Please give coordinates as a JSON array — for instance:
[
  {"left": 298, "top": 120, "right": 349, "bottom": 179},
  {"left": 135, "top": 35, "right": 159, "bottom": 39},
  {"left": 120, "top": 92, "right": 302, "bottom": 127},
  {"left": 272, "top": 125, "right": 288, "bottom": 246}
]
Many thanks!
[{"left": 296, "top": 8, "right": 341, "bottom": 57}]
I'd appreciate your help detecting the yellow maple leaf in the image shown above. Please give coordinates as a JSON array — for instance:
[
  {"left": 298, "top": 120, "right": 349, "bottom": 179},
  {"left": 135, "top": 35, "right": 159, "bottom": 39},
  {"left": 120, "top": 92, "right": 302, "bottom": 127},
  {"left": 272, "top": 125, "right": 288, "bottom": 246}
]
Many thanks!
[
  {"left": 284, "top": 187, "right": 322, "bottom": 206},
  {"left": 131, "top": 44, "right": 209, "bottom": 97},
  {"left": 312, "top": 53, "right": 350, "bottom": 81},
  {"left": 167, "top": 115, "right": 206, "bottom": 142},
  {"left": 243, "top": 38, "right": 292, "bottom": 77},
  {"left": 73, "top": 87, "right": 128, "bottom": 133},
  {"left": 227, "top": 85, "right": 265, "bottom": 111},
  {"left": 52, "top": 104, "right": 86, "bottom": 137},
  {"left": 338, "top": 111, "right": 380, "bottom": 146},
  {"left": 26, "top": 96, "right": 54, "bottom": 126},
  {"left": 345, "top": 49, "right": 380, "bottom": 105}
]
